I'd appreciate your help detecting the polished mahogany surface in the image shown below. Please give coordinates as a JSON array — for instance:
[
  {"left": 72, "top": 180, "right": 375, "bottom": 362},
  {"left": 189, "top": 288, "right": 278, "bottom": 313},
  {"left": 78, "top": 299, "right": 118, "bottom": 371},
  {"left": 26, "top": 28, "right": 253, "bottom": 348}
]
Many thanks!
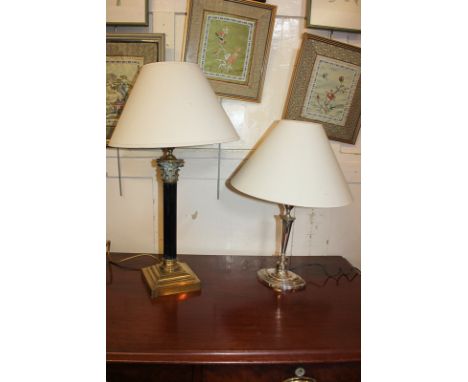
[{"left": 107, "top": 254, "right": 360, "bottom": 365}]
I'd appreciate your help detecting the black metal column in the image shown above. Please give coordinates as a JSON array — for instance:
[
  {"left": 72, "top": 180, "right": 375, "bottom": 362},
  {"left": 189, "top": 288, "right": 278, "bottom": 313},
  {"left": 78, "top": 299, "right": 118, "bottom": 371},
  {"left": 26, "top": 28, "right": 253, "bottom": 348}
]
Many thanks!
[{"left": 163, "top": 182, "right": 177, "bottom": 260}]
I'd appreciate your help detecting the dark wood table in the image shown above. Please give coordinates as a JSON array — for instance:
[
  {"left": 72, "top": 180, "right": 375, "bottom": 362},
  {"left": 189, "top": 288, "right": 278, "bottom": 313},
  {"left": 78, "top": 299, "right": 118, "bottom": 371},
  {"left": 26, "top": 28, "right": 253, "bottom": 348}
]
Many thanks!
[{"left": 107, "top": 254, "right": 360, "bottom": 382}]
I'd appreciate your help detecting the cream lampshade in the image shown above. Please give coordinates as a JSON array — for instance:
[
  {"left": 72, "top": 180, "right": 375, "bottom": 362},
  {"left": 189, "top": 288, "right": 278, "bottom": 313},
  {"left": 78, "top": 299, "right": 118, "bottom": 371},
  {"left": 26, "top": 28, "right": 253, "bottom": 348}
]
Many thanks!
[
  {"left": 108, "top": 61, "right": 239, "bottom": 298},
  {"left": 109, "top": 62, "right": 238, "bottom": 148},
  {"left": 230, "top": 119, "right": 352, "bottom": 292},
  {"left": 230, "top": 120, "right": 352, "bottom": 208}
]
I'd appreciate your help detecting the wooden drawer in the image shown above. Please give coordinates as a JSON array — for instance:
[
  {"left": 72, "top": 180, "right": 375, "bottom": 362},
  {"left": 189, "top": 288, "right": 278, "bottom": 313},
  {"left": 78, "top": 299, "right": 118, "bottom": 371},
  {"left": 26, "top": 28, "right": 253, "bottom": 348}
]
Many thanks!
[
  {"left": 107, "top": 363, "right": 194, "bottom": 382},
  {"left": 107, "top": 362, "right": 360, "bottom": 382},
  {"left": 202, "top": 363, "right": 360, "bottom": 382}
]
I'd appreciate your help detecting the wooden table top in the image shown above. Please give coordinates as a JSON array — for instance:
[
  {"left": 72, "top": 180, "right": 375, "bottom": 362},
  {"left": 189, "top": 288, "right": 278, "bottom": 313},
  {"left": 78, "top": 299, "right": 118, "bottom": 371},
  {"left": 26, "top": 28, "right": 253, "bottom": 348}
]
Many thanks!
[{"left": 107, "top": 254, "right": 360, "bottom": 364}]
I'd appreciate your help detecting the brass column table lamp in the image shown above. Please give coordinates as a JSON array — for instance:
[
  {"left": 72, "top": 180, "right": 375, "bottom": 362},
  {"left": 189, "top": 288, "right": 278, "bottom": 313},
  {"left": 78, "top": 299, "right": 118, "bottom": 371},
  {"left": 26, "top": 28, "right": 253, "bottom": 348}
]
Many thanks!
[
  {"left": 109, "top": 62, "right": 238, "bottom": 297},
  {"left": 229, "top": 120, "right": 352, "bottom": 292}
]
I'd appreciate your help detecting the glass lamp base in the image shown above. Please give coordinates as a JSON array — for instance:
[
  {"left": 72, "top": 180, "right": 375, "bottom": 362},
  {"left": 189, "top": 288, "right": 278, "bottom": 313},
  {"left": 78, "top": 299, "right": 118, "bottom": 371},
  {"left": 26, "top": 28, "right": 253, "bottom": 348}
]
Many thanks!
[{"left": 257, "top": 268, "right": 306, "bottom": 293}]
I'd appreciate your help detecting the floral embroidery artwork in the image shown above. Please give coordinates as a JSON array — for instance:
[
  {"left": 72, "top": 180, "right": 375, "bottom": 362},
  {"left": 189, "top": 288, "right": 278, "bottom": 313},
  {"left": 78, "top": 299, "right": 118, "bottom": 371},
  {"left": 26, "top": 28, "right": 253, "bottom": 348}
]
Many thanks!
[
  {"left": 198, "top": 13, "right": 255, "bottom": 83},
  {"left": 301, "top": 55, "right": 360, "bottom": 126},
  {"left": 213, "top": 26, "right": 243, "bottom": 73},
  {"left": 106, "top": 56, "right": 144, "bottom": 139}
]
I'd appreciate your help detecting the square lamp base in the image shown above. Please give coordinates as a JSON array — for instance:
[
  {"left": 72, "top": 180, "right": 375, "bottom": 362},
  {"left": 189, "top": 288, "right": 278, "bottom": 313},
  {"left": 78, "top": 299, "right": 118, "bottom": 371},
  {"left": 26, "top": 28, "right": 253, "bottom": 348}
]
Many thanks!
[{"left": 142, "top": 260, "right": 201, "bottom": 298}]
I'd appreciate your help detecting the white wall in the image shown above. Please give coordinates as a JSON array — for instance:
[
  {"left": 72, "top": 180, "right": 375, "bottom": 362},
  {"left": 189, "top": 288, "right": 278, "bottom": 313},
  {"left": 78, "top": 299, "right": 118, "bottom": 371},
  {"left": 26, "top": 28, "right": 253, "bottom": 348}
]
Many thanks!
[{"left": 106, "top": 0, "right": 361, "bottom": 267}]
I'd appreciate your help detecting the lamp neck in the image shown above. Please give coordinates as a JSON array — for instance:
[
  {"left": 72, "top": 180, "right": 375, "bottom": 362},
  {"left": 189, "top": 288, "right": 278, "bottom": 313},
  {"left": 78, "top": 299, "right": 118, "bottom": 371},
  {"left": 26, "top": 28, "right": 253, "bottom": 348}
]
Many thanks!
[
  {"left": 280, "top": 205, "right": 295, "bottom": 254},
  {"left": 164, "top": 147, "right": 175, "bottom": 159},
  {"left": 277, "top": 205, "right": 295, "bottom": 274}
]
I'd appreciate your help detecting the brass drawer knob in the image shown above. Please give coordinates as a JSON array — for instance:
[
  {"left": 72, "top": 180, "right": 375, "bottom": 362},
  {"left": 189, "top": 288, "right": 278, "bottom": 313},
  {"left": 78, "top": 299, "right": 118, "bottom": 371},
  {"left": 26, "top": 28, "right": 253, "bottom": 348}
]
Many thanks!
[{"left": 281, "top": 367, "right": 317, "bottom": 382}]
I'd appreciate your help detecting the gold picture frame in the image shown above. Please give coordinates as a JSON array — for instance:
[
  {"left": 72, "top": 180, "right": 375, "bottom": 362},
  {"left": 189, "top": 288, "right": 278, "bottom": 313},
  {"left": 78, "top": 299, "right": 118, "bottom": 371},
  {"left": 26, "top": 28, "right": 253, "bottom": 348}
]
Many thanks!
[
  {"left": 184, "top": 0, "right": 276, "bottom": 103},
  {"left": 106, "top": 0, "right": 149, "bottom": 26},
  {"left": 306, "top": 0, "right": 361, "bottom": 33},
  {"left": 106, "top": 33, "right": 165, "bottom": 143},
  {"left": 283, "top": 33, "right": 361, "bottom": 144}
]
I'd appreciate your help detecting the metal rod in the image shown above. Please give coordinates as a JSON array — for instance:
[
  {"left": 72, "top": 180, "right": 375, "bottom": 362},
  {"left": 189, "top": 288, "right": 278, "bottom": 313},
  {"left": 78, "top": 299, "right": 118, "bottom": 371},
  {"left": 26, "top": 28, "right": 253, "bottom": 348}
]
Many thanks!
[
  {"left": 117, "top": 148, "right": 123, "bottom": 196},
  {"left": 216, "top": 143, "right": 221, "bottom": 200}
]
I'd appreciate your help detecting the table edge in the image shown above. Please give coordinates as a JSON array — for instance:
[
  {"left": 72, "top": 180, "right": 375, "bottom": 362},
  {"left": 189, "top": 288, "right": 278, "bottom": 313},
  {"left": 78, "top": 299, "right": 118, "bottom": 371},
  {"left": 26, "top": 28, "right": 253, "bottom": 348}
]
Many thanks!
[{"left": 106, "top": 350, "right": 361, "bottom": 364}]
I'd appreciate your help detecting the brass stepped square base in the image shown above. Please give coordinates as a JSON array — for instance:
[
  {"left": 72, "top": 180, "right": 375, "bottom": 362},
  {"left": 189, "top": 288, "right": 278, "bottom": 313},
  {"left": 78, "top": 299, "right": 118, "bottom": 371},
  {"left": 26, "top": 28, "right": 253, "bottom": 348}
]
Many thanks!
[{"left": 142, "top": 260, "right": 201, "bottom": 298}]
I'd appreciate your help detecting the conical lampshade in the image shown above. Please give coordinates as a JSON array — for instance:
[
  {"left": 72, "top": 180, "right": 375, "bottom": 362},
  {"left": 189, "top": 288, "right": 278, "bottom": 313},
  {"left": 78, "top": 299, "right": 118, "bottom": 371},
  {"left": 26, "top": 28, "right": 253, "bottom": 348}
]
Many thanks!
[
  {"left": 230, "top": 120, "right": 352, "bottom": 208},
  {"left": 108, "top": 62, "right": 239, "bottom": 148}
]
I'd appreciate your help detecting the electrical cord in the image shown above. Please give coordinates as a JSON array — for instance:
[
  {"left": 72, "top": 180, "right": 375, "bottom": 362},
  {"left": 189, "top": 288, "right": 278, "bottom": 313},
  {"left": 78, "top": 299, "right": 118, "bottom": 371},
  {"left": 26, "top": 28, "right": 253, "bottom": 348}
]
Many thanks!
[
  {"left": 106, "top": 240, "right": 159, "bottom": 272},
  {"left": 108, "top": 253, "right": 160, "bottom": 271},
  {"left": 289, "top": 263, "right": 361, "bottom": 287}
]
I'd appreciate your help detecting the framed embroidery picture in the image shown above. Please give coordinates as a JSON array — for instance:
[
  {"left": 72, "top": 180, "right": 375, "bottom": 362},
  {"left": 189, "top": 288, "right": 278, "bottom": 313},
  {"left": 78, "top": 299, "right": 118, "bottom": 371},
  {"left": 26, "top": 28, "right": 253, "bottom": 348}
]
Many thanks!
[
  {"left": 306, "top": 0, "right": 361, "bottom": 33},
  {"left": 184, "top": 0, "right": 276, "bottom": 102},
  {"left": 106, "top": 33, "right": 165, "bottom": 142},
  {"left": 106, "top": 0, "right": 149, "bottom": 26},
  {"left": 284, "top": 33, "right": 360, "bottom": 144}
]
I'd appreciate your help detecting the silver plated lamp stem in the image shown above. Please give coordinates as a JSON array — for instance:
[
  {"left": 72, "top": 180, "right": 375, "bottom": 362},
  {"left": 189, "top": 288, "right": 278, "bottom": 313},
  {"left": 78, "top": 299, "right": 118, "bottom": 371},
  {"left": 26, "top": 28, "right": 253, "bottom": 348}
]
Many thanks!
[{"left": 257, "top": 205, "right": 306, "bottom": 292}]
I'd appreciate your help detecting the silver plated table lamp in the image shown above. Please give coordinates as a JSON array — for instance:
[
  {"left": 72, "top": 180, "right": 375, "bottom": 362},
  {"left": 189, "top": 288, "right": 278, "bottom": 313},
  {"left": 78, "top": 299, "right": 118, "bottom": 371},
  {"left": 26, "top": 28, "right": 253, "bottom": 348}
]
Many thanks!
[{"left": 230, "top": 120, "right": 352, "bottom": 292}]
